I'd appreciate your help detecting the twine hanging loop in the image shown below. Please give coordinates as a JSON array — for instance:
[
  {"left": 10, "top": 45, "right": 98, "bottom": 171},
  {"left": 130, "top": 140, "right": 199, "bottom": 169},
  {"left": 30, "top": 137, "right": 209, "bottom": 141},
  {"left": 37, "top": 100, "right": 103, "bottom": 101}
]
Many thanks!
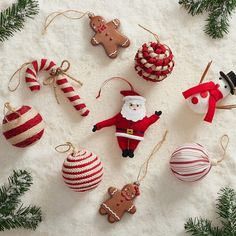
[
  {"left": 43, "top": 10, "right": 91, "bottom": 34},
  {"left": 138, "top": 24, "right": 160, "bottom": 42},
  {"left": 211, "top": 134, "right": 229, "bottom": 166},
  {"left": 55, "top": 142, "right": 78, "bottom": 156},
  {"left": 136, "top": 130, "right": 168, "bottom": 185}
]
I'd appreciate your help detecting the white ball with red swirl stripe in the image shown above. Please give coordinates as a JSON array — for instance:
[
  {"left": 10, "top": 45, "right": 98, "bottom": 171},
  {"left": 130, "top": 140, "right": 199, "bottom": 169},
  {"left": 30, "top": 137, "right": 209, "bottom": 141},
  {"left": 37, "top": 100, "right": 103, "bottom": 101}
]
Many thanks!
[
  {"left": 25, "top": 59, "right": 56, "bottom": 91},
  {"left": 135, "top": 42, "right": 174, "bottom": 82},
  {"left": 169, "top": 143, "right": 212, "bottom": 182},
  {"left": 62, "top": 149, "right": 103, "bottom": 192},
  {"left": 2, "top": 105, "right": 44, "bottom": 148}
]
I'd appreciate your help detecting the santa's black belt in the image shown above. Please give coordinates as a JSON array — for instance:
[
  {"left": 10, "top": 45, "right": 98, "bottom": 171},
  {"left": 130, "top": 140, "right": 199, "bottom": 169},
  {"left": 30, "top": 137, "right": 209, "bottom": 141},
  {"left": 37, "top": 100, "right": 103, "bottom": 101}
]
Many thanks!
[{"left": 116, "top": 128, "right": 144, "bottom": 135}]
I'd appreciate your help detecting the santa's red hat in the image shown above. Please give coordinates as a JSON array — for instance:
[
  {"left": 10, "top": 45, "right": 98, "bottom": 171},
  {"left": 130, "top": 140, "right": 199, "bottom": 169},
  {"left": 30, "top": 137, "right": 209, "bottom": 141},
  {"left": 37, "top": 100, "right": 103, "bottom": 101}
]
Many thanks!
[{"left": 120, "top": 90, "right": 146, "bottom": 102}]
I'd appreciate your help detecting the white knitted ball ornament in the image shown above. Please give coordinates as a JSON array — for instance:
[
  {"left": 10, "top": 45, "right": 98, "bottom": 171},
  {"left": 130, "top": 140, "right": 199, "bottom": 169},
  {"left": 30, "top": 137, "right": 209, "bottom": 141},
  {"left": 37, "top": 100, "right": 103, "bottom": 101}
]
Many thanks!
[{"left": 170, "top": 143, "right": 212, "bottom": 182}]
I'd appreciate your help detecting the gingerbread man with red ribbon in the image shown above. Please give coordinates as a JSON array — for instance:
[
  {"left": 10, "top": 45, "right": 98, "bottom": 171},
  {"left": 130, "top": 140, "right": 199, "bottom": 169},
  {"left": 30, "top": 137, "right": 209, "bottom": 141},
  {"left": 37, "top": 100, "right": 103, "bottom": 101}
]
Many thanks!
[
  {"left": 182, "top": 61, "right": 236, "bottom": 123},
  {"left": 99, "top": 183, "right": 140, "bottom": 223},
  {"left": 89, "top": 14, "right": 130, "bottom": 58}
]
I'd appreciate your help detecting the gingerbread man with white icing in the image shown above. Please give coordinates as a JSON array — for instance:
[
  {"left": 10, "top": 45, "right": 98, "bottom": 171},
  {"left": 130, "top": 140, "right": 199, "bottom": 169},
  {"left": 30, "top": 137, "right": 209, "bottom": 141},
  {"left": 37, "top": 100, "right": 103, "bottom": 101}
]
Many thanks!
[
  {"left": 99, "top": 183, "right": 140, "bottom": 223},
  {"left": 89, "top": 14, "right": 130, "bottom": 58}
]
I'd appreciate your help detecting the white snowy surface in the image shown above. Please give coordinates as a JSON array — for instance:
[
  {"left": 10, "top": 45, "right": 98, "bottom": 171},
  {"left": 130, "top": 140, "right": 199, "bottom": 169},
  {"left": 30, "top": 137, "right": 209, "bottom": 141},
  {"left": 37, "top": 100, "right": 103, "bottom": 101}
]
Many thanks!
[{"left": 0, "top": 0, "right": 236, "bottom": 235}]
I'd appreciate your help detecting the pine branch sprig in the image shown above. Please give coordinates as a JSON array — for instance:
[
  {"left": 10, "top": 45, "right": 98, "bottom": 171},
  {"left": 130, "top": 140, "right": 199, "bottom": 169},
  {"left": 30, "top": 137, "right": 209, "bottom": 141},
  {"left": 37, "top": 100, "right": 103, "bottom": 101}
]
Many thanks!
[
  {"left": 179, "top": 0, "right": 236, "bottom": 39},
  {"left": 0, "top": 0, "right": 39, "bottom": 42},
  {"left": 179, "top": 0, "right": 210, "bottom": 15},
  {"left": 185, "top": 218, "right": 223, "bottom": 236},
  {"left": 0, "top": 170, "right": 42, "bottom": 231},
  {"left": 185, "top": 187, "right": 236, "bottom": 236},
  {"left": 217, "top": 187, "right": 236, "bottom": 235}
]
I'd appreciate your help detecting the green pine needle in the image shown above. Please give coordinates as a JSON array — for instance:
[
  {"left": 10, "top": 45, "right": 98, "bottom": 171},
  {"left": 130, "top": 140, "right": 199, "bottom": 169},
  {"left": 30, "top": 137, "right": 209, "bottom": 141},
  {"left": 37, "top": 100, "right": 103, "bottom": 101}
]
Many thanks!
[
  {"left": 179, "top": 0, "right": 236, "bottom": 39},
  {"left": 0, "top": 0, "right": 39, "bottom": 42},
  {"left": 185, "top": 187, "right": 236, "bottom": 236},
  {"left": 0, "top": 170, "right": 42, "bottom": 231}
]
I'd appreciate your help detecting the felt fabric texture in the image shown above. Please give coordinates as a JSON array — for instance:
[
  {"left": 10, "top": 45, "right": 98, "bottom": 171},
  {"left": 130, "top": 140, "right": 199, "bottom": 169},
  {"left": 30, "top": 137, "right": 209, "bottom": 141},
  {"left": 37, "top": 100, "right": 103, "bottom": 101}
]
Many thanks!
[
  {"left": 183, "top": 81, "right": 223, "bottom": 123},
  {"left": 0, "top": 0, "right": 236, "bottom": 235}
]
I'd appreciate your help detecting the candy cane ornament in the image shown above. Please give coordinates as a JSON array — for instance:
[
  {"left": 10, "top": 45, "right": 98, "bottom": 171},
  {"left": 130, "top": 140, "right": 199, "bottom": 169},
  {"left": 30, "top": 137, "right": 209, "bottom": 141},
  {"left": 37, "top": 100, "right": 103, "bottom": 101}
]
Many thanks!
[
  {"left": 56, "top": 75, "right": 89, "bottom": 116},
  {"left": 24, "top": 59, "right": 89, "bottom": 117}
]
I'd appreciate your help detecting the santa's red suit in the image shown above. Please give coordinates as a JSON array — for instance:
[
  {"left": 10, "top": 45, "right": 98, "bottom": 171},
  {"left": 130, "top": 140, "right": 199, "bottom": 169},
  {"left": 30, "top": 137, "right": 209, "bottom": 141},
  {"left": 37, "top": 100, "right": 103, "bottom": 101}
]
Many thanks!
[{"left": 95, "top": 112, "right": 159, "bottom": 150}]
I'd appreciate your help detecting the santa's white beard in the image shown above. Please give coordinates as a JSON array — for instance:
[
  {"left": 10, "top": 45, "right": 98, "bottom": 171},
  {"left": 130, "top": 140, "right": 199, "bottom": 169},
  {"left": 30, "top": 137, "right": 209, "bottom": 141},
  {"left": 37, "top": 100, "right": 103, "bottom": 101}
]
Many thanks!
[{"left": 121, "top": 102, "right": 146, "bottom": 122}]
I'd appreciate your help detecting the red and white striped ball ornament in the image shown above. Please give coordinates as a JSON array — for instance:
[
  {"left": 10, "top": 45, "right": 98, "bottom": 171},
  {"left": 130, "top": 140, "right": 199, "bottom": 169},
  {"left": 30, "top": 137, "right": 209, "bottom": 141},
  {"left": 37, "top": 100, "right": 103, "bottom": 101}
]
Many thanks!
[
  {"left": 57, "top": 143, "right": 104, "bottom": 192},
  {"left": 24, "top": 59, "right": 89, "bottom": 117},
  {"left": 169, "top": 137, "right": 229, "bottom": 182},
  {"left": 134, "top": 26, "right": 174, "bottom": 82},
  {"left": 2, "top": 102, "right": 44, "bottom": 148}
]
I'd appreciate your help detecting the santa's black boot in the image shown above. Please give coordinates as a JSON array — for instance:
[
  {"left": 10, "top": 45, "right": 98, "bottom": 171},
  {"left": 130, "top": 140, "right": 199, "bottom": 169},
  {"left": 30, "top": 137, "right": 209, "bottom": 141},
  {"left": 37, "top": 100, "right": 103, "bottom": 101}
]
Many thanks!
[
  {"left": 128, "top": 150, "right": 134, "bottom": 158},
  {"left": 122, "top": 149, "right": 129, "bottom": 157}
]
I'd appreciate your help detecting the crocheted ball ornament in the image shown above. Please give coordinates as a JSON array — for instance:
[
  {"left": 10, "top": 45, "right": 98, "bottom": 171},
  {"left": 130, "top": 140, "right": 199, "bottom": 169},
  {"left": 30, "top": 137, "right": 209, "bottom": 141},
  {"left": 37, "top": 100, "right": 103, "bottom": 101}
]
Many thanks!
[
  {"left": 62, "top": 149, "right": 104, "bottom": 192},
  {"left": 2, "top": 104, "right": 44, "bottom": 148},
  {"left": 135, "top": 42, "right": 174, "bottom": 82}
]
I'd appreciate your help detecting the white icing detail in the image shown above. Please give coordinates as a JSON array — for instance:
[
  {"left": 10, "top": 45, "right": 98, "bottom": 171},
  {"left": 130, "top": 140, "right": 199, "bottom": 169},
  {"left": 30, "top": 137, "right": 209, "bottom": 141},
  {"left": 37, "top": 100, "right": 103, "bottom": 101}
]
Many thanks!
[
  {"left": 112, "top": 20, "right": 119, "bottom": 27},
  {"left": 109, "top": 50, "right": 117, "bottom": 57},
  {"left": 102, "top": 203, "right": 120, "bottom": 220},
  {"left": 122, "top": 39, "right": 129, "bottom": 46},
  {"left": 111, "top": 189, "right": 118, "bottom": 195},
  {"left": 128, "top": 205, "right": 134, "bottom": 212},
  {"left": 92, "top": 37, "right": 99, "bottom": 44}
]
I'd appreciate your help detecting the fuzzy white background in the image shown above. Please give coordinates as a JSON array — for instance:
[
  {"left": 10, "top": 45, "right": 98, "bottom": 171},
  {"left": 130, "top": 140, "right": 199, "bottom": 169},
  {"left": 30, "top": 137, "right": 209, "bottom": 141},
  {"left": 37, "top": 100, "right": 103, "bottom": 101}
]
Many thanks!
[{"left": 0, "top": 0, "right": 236, "bottom": 235}]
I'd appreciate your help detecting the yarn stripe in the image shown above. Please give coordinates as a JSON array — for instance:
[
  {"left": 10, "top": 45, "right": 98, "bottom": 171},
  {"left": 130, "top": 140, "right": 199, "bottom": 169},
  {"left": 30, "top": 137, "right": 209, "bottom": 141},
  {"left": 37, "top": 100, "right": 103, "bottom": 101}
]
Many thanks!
[
  {"left": 6, "top": 121, "right": 44, "bottom": 145},
  {"left": 64, "top": 172, "right": 103, "bottom": 185},
  {"left": 69, "top": 179, "right": 102, "bottom": 190},
  {"left": 62, "top": 163, "right": 102, "bottom": 179},
  {"left": 56, "top": 76, "right": 89, "bottom": 116},
  {"left": 3, "top": 106, "right": 32, "bottom": 123},
  {"left": 3, "top": 108, "right": 39, "bottom": 130},
  {"left": 63, "top": 167, "right": 103, "bottom": 181},
  {"left": 67, "top": 155, "right": 98, "bottom": 167},
  {"left": 3, "top": 114, "right": 42, "bottom": 139},
  {"left": 39, "top": 59, "right": 47, "bottom": 70},
  {"left": 25, "top": 59, "right": 56, "bottom": 91},
  {"left": 14, "top": 130, "right": 44, "bottom": 148},
  {"left": 68, "top": 178, "right": 103, "bottom": 188},
  {"left": 63, "top": 157, "right": 100, "bottom": 169}
]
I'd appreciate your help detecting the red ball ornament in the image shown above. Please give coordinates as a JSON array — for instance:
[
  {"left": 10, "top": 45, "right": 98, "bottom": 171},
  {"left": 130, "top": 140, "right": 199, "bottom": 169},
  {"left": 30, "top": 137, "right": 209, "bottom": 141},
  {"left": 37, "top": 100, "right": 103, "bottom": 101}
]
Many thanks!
[
  {"left": 2, "top": 103, "right": 44, "bottom": 148},
  {"left": 60, "top": 145, "right": 104, "bottom": 192},
  {"left": 135, "top": 42, "right": 174, "bottom": 82}
]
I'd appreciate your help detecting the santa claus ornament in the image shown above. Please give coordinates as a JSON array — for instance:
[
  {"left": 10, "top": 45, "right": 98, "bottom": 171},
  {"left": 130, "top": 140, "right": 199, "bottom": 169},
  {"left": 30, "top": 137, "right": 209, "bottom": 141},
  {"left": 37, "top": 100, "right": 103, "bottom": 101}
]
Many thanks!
[
  {"left": 2, "top": 102, "right": 44, "bottom": 148},
  {"left": 182, "top": 61, "right": 236, "bottom": 123},
  {"left": 170, "top": 135, "right": 229, "bottom": 182},
  {"left": 93, "top": 77, "right": 162, "bottom": 158},
  {"left": 99, "top": 131, "right": 168, "bottom": 223},
  {"left": 43, "top": 10, "right": 130, "bottom": 59},
  {"left": 134, "top": 25, "right": 174, "bottom": 82},
  {"left": 8, "top": 59, "right": 89, "bottom": 117},
  {"left": 55, "top": 142, "right": 104, "bottom": 192}
]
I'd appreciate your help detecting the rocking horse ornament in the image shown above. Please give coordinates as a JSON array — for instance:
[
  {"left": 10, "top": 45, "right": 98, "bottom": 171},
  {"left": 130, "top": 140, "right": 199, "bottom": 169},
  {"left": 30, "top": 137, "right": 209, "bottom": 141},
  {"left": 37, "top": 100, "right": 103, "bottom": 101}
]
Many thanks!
[{"left": 182, "top": 61, "right": 236, "bottom": 123}]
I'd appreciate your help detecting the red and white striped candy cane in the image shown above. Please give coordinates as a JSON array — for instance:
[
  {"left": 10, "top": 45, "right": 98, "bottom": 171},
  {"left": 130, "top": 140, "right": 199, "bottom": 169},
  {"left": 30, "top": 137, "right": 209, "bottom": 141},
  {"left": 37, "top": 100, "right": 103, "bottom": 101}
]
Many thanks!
[
  {"left": 56, "top": 76, "right": 89, "bottom": 117},
  {"left": 24, "top": 59, "right": 89, "bottom": 117},
  {"left": 25, "top": 59, "right": 56, "bottom": 91}
]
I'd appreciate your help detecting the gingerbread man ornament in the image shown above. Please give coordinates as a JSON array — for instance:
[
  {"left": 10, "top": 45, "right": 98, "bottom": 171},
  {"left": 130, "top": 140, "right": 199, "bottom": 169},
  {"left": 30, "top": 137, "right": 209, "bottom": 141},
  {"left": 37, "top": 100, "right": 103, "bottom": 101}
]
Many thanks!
[
  {"left": 89, "top": 14, "right": 130, "bottom": 58},
  {"left": 99, "top": 183, "right": 140, "bottom": 223}
]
